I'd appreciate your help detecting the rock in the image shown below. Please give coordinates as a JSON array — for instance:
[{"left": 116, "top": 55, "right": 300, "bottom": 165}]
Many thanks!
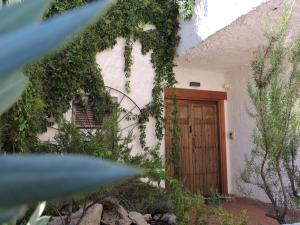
[
  {"left": 102, "top": 197, "right": 129, "bottom": 218},
  {"left": 101, "top": 211, "right": 114, "bottom": 225},
  {"left": 101, "top": 211, "right": 118, "bottom": 225},
  {"left": 72, "top": 208, "right": 84, "bottom": 218},
  {"left": 153, "top": 214, "right": 162, "bottom": 221},
  {"left": 116, "top": 204, "right": 130, "bottom": 220},
  {"left": 78, "top": 204, "right": 103, "bottom": 225},
  {"left": 160, "top": 213, "right": 177, "bottom": 225},
  {"left": 143, "top": 214, "right": 152, "bottom": 222},
  {"left": 129, "top": 211, "right": 148, "bottom": 225},
  {"left": 49, "top": 204, "right": 103, "bottom": 225},
  {"left": 49, "top": 209, "right": 83, "bottom": 225},
  {"left": 101, "top": 211, "right": 131, "bottom": 225},
  {"left": 60, "top": 201, "right": 73, "bottom": 216},
  {"left": 101, "top": 197, "right": 131, "bottom": 225},
  {"left": 49, "top": 216, "right": 67, "bottom": 225}
]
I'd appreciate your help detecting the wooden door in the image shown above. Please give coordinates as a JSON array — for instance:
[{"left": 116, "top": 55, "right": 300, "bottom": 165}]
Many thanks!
[{"left": 165, "top": 100, "right": 221, "bottom": 196}]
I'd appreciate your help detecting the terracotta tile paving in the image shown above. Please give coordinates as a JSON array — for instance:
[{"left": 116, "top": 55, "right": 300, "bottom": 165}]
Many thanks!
[{"left": 223, "top": 197, "right": 300, "bottom": 225}]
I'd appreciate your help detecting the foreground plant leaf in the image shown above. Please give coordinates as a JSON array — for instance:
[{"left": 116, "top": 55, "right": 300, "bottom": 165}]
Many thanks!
[
  {"left": 0, "top": 155, "right": 138, "bottom": 207},
  {"left": 34, "top": 216, "right": 50, "bottom": 225},
  {"left": 0, "top": 72, "right": 28, "bottom": 115},
  {"left": 0, "top": 0, "right": 53, "bottom": 35},
  {"left": 0, "top": 0, "right": 115, "bottom": 75},
  {"left": 0, "top": 206, "right": 25, "bottom": 224},
  {"left": 26, "top": 202, "right": 46, "bottom": 225}
]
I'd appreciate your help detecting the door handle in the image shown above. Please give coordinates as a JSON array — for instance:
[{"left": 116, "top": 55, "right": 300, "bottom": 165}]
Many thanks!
[{"left": 192, "top": 135, "right": 195, "bottom": 153}]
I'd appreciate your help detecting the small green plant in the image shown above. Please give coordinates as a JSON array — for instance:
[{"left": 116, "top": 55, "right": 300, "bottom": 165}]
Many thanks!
[
  {"left": 204, "top": 189, "right": 227, "bottom": 206},
  {"left": 210, "top": 208, "right": 247, "bottom": 225},
  {"left": 166, "top": 177, "right": 206, "bottom": 225},
  {"left": 34, "top": 107, "right": 129, "bottom": 160}
]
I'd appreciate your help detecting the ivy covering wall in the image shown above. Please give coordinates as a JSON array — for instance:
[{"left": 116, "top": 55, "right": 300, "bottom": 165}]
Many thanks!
[{"left": 0, "top": 0, "right": 194, "bottom": 152}]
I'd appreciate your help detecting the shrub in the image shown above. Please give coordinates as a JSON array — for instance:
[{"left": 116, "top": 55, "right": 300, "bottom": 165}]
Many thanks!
[{"left": 241, "top": 8, "right": 300, "bottom": 224}]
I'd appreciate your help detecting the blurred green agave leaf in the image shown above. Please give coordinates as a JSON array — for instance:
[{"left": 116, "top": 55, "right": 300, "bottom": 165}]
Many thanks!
[
  {"left": 0, "top": 72, "right": 28, "bottom": 115},
  {"left": 0, "top": 206, "right": 25, "bottom": 224},
  {"left": 27, "top": 202, "right": 47, "bottom": 225},
  {"left": 0, "top": 0, "right": 53, "bottom": 35},
  {"left": 34, "top": 216, "right": 50, "bottom": 225},
  {"left": 0, "top": 155, "right": 138, "bottom": 207},
  {"left": 0, "top": 0, "right": 115, "bottom": 76}
]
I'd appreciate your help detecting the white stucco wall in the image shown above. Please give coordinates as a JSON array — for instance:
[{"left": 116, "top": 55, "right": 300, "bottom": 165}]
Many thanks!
[
  {"left": 96, "top": 38, "right": 157, "bottom": 155},
  {"left": 95, "top": 36, "right": 274, "bottom": 200},
  {"left": 95, "top": 37, "right": 233, "bottom": 192},
  {"left": 174, "top": 66, "right": 226, "bottom": 92},
  {"left": 224, "top": 66, "right": 270, "bottom": 201},
  {"left": 96, "top": 38, "right": 155, "bottom": 109},
  {"left": 178, "top": 0, "right": 269, "bottom": 55},
  {"left": 37, "top": 32, "right": 259, "bottom": 200},
  {"left": 37, "top": 0, "right": 279, "bottom": 202}
]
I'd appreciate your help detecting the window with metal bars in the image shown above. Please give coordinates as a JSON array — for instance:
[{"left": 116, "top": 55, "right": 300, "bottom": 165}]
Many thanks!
[
  {"left": 72, "top": 95, "right": 101, "bottom": 129},
  {"left": 72, "top": 95, "right": 117, "bottom": 129}
]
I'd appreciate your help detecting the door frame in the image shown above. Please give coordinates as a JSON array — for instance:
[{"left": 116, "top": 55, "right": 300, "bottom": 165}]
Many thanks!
[{"left": 164, "top": 88, "right": 228, "bottom": 195}]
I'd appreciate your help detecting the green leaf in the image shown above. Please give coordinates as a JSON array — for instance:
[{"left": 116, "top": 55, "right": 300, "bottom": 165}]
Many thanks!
[
  {"left": 35, "top": 216, "right": 50, "bottom": 225},
  {"left": 0, "top": 0, "right": 115, "bottom": 76},
  {"left": 0, "top": 0, "right": 53, "bottom": 35},
  {"left": 27, "top": 202, "right": 46, "bottom": 225},
  {"left": 0, "top": 72, "right": 28, "bottom": 115},
  {"left": 0, "top": 155, "right": 138, "bottom": 207},
  {"left": 0, "top": 206, "right": 25, "bottom": 224}
]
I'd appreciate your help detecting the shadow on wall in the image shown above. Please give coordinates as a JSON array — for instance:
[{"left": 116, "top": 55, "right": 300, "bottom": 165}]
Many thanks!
[{"left": 177, "top": 0, "right": 207, "bottom": 55}]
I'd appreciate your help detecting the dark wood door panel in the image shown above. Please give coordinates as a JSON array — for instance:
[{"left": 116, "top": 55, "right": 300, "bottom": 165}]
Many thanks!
[
  {"left": 165, "top": 100, "right": 191, "bottom": 182},
  {"left": 165, "top": 99, "right": 221, "bottom": 196},
  {"left": 191, "top": 102, "right": 220, "bottom": 195}
]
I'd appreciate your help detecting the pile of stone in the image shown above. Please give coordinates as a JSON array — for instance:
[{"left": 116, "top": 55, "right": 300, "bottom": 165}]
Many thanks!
[
  {"left": 49, "top": 197, "right": 177, "bottom": 225},
  {"left": 148, "top": 213, "right": 177, "bottom": 225}
]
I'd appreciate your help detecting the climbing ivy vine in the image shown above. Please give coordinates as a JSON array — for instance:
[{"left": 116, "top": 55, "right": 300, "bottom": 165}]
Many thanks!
[
  {"left": 177, "top": 0, "right": 196, "bottom": 20},
  {"left": 124, "top": 36, "right": 133, "bottom": 93},
  {"left": 0, "top": 0, "right": 195, "bottom": 153},
  {"left": 168, "top": 90, "right": 181, "bottom": 179}
]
